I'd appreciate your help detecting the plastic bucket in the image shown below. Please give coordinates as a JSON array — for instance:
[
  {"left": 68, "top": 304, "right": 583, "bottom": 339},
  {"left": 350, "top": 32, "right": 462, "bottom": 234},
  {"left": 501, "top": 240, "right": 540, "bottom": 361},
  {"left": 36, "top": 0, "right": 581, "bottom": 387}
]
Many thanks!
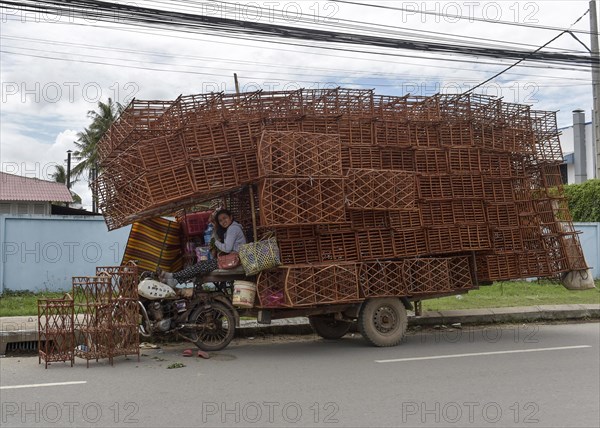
[{"left": 232, "top": 280, "right": 257, "bottom": 308}]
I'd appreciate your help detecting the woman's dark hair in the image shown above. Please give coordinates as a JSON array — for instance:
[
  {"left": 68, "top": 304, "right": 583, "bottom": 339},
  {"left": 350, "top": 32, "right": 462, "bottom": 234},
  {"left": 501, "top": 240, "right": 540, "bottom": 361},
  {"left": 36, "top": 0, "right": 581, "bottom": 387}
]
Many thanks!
[{"left": 215, "top": 209, "right": 233, "bottom": 242}]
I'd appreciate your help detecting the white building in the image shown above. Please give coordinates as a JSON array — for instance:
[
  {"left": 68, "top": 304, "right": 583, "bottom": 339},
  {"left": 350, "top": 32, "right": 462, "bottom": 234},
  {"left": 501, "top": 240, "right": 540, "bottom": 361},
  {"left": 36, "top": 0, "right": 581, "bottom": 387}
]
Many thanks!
[{"left": 559, "top": 110, "right": 597, "bottom": 184}]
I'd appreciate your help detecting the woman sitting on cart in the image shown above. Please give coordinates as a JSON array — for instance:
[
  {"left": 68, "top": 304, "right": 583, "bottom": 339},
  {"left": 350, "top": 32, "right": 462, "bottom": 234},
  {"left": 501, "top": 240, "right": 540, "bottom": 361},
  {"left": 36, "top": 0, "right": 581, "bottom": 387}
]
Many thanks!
[{"left": 160, "top": 209, "right": 247, "bottom": 284}]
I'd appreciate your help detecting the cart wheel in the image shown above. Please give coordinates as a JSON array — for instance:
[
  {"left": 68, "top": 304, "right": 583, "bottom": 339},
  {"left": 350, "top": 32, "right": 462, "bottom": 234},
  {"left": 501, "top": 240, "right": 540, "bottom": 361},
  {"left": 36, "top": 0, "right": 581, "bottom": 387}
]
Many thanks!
[
  {"left": 358, "top": 298, "right": 407, "bottom": 347},
  {"left": 309, "top": 315, "right": 352, "bottom": 339},
  {"left": 191, "top": 302, "right": 236, "bottom": 352}
]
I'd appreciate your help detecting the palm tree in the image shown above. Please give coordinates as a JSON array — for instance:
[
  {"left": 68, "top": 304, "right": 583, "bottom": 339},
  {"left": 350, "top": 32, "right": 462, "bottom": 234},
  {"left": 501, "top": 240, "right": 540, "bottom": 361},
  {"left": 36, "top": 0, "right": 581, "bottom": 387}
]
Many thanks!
[
  {"left": 50, "top": 164, "right": 67, "bottom": 184},
  {"left": 72, "top": 98, "right": 123, "bottom": 180},
  {"left": 50, "top": 165, "right": 82, "bottom": 205},
  {"left": 71, "top": 127, "right": 97, "bottom": 180},
  {"left": 72, "top": 98, "right": 123, "bottom": 210}
]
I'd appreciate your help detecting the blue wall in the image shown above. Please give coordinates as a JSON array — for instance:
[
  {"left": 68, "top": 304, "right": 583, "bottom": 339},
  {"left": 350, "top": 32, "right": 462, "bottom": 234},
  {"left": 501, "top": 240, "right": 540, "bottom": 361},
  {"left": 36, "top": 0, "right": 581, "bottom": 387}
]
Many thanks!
[
  {"left": 0, "top": 215, "right": 598, "bottom": 293},
  {"left": 0, "top": 215, "right": 131, "bottom": 293}
]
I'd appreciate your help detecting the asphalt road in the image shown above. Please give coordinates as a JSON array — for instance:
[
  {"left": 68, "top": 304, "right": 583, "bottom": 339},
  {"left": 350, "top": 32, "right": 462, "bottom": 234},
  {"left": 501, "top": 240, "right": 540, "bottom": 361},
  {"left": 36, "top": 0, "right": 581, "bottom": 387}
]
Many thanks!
[{"left": 1, "top": 322, "right": 599, "bottom": 428}]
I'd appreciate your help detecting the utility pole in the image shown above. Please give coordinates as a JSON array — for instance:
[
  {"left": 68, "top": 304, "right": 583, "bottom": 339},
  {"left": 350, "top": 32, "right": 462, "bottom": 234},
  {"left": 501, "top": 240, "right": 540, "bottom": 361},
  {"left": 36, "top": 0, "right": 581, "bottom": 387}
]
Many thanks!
[
  {"left": 591, "top": 0, "right": 600, "bottom": 178},
  {"left": 66, "top": 150, "right": 72, "bottom": 208},
  {"left": 234, "top": 73, "right": 240, "bottom": 94},
  {"left": 91, "top": 167, "right": 97, "bottom": 213}
]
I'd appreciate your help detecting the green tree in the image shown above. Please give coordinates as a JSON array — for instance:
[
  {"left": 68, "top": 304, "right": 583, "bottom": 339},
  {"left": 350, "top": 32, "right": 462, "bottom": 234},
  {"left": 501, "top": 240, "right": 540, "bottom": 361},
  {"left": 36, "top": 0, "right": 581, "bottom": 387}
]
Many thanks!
[
  {"left": 563, "top": 179, "right": 600, "bottom": 222},
  {"left": 72, "top": 98, "right": 123, "bottom": 180},
  {"left": 72, "top": 98, "right": 123, "bottom": 209},
  {"left": 50, "top": 164, "right": 67, "bottom": 184},
  {"left": 50, "top": 165, "right": 82, "bottom": 205}
]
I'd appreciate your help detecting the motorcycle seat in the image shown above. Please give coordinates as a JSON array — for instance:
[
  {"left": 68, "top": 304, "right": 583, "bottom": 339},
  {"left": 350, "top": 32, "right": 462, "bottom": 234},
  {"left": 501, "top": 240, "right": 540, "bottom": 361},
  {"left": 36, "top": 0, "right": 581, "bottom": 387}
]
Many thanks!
[
  {"left": 211, "top": 265, "right": 246, "bottom": 275},
  {"left": 201, "top": 265, "right": 247, "bottom": 282}
]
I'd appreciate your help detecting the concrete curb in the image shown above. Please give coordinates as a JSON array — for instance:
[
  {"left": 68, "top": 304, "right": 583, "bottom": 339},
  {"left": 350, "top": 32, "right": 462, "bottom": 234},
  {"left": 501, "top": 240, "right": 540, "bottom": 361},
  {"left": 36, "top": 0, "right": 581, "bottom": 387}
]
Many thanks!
[
  {"left": 2, "top": 304, "right": 599, "bottom": 355},
  {"left": 406, "top": 304, "right": 600, "bottom": 326}
]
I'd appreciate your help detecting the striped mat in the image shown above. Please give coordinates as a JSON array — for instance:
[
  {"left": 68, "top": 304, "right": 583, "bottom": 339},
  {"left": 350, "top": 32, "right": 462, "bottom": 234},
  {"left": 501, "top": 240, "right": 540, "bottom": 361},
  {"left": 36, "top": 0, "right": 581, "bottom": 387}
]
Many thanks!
[{"left": 122, "top": 217, "right": 183, "bottom": 273}]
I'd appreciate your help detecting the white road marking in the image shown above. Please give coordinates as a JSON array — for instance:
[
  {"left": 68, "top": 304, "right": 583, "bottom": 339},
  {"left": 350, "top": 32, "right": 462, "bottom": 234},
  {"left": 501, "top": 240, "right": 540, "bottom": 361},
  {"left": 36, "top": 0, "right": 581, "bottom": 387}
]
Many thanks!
[
  {"left": 0, "top": 381, "right": 87, "bottom": 390},
  {"left": 375, "top": 345, "right": 592, "bottom": 363}
]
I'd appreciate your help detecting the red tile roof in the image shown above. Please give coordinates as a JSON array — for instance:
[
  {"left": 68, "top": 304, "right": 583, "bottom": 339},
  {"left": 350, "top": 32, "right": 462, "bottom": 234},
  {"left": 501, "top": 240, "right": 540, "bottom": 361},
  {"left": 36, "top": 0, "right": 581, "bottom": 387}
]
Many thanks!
[{"left": 0, "top": 172, "right": 74, "bottom": 203}]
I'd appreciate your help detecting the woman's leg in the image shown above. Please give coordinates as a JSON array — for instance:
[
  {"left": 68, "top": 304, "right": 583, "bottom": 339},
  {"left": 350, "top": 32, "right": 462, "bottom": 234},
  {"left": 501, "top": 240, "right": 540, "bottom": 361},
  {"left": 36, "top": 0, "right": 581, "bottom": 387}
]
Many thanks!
[{"left": 172, "top": 258, "right": 218, "bottom": 283}]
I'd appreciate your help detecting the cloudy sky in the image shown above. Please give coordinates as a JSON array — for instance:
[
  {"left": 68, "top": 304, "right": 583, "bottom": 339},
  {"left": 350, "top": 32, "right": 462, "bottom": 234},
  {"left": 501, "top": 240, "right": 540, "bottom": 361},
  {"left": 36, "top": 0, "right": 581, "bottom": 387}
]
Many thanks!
[{"left": 0, "top": 0, "right": 596, "bottom": 209}]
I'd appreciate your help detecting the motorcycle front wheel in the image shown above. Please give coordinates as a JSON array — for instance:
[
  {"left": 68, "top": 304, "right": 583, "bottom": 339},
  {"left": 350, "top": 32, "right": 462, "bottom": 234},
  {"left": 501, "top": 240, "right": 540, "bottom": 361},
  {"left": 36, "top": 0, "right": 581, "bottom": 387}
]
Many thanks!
[{"left": 189, "top": 302, "right": 236, "bottom": 352}]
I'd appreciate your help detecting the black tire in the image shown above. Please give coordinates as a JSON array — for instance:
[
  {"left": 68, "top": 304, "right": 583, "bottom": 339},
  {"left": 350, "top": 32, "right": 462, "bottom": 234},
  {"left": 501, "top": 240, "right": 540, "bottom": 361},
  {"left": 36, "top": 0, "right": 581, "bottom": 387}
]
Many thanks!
[
  {"left": 190, "top": 302, "right": 236, "bottom": 352},
  {"left": 358, "top": 298, "right": 407, "bottom": 347},
  {"left": 309, "top": 315, "right": 352, "bottom": 339}
]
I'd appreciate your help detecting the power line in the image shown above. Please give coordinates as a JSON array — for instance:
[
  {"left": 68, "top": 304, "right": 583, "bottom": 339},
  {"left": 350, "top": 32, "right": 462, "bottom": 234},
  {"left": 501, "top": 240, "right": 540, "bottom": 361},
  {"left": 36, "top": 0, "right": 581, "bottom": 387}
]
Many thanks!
[
  {"left": 3, "top": 34, "right": 589, "bottom": 82},
  {"left": 0, "top": 0, "right": 593, "bottom": 67},
  {"left": 336, "top": 0, "right": 598, "bottom": 36},
  {"left": 3, "top": 13, "right": 590, "bottom": 75},
  {"left": 1, "top": 0, "right": 595, "bottom": 105},
  {"left": 466, "top": 8, "right": 592, "bottom": 94},
  {"left": 199, "top": 0, "right": 585, "bottom": 53},
  {"left": 3, "top": 47, "right": 590, "bottom": 90}
]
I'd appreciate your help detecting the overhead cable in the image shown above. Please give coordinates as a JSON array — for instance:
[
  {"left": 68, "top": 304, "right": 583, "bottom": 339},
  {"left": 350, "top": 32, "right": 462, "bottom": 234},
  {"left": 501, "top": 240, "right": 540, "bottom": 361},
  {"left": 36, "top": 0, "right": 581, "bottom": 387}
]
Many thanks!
[{"left": 0, "top": 0, "right": 593, "bottom": 67}]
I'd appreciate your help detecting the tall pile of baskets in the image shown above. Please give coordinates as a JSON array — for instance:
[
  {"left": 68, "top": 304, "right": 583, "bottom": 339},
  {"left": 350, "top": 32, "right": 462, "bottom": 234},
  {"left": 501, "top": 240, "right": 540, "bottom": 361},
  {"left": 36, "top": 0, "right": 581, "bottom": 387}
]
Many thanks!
[{"left": 96, "top": 89, "right": 588, "bottom": 307}]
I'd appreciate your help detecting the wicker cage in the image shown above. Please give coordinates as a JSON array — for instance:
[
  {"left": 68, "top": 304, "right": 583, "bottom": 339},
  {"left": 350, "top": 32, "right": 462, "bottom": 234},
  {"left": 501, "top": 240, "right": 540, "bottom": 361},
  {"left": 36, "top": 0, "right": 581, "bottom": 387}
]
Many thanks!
[{"left": 94, "top": 88, "right": 587, "bottom": 284}]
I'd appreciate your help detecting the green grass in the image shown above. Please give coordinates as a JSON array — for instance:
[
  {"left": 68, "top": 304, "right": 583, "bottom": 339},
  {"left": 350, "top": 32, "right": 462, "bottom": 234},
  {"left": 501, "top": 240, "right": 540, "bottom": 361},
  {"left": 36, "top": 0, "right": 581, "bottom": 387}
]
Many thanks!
[
  {"left": 0, "top": 290, "right": 67, "bottom": 317},
  {"left": 423, "top": 280, "right": 600, "bottom": 312},
  {"left": 0, "top": 281, "right": 599, "bottom": 317}
]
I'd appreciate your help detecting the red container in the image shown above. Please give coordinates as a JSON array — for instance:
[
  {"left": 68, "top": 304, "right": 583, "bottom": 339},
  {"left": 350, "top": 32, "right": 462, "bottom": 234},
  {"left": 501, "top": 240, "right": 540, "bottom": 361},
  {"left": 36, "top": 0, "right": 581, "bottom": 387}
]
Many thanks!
[{"left": 181, "top": 211, "right": 213, "bottom": 236}]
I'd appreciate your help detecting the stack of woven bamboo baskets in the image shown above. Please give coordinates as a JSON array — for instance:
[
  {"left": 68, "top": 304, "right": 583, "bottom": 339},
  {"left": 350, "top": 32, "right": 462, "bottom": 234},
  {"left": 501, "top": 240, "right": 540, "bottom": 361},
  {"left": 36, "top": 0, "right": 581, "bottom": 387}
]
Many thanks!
[{"left": 96, "top": 88, "right": 587, "bottom": 306}]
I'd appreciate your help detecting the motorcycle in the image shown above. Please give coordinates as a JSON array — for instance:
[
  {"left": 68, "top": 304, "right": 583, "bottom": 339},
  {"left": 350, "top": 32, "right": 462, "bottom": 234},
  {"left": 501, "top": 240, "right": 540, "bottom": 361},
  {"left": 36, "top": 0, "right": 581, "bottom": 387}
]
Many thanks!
[{"left": 131, "top": 273, "right": 240, "bottom": 351}]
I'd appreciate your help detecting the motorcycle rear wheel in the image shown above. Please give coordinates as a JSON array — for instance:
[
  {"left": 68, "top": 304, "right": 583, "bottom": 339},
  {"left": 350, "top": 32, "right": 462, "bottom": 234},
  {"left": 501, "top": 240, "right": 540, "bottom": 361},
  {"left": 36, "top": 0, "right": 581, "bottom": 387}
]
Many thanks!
[{"left": 189, "top": 302, "right": 236, "bottom": 352}]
